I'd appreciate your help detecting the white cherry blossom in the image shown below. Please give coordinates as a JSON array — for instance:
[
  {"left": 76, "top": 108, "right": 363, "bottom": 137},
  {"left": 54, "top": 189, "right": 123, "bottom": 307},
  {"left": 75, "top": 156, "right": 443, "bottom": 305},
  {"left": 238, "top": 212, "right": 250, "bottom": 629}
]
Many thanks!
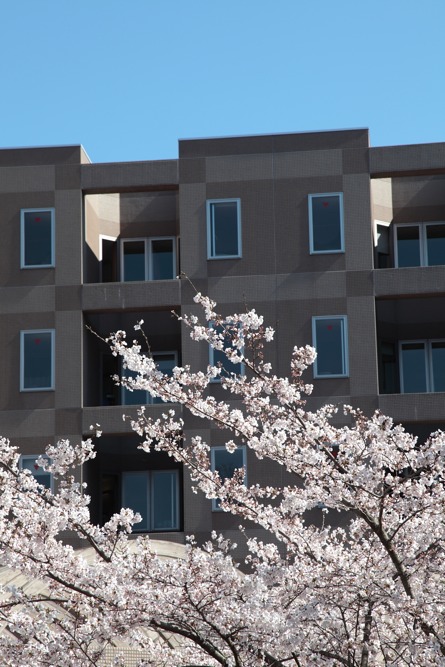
[{"left": 0, "top": 295, "right": 442, "bottom": 665}]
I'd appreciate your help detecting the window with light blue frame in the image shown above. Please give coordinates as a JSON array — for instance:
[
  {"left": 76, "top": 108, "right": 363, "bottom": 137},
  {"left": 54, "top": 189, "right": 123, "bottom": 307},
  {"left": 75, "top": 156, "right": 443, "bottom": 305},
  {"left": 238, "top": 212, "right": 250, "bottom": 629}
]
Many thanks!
[
  {"left": 399, "top": 340, "right": 445, "bottom": 393},
  {"left": 122, "top": 469, "right": 179, "bottom": 531},
  {"left": 20, "top": 209, "right": 55, "bottom": 268},
  {"left": 210, "top": 446, "right": 246, "bottom": 511},
  {"left": 207, "top": 199, "right": 242, "bottom": 259},
  {"left": 121, "top": 352, "right": 177, "bottom": 405},
  {"left": 121, "top": 237, "right": 176, "bottom": 281},
  {"left": 20, "top": 455, "right": 53, "bottom": 491},
  {"left": 395, "top": 223, "right": 445, "bottom": 267},
  {"left": 308, "top": 193, "right": 344, "bottom": 254},
  {"left": 312, "top": 316, "right": 348, "bottom": 378},
  {"left": 20, "top": 330, "right": 55, "bottom": 391},
  {"left": 209, "top": 323, "right": 244, "bottom": 381}
]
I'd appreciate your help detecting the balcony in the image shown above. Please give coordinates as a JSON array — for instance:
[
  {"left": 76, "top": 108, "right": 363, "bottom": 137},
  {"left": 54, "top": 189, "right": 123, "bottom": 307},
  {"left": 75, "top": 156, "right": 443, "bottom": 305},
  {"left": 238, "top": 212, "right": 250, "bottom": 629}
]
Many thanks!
[
  {"left": 82, "top": 279, "right": 180, "bottom": 312},
  {"left": 83, "top": 309, "right": 182, "bottom": 410},
  {"left": 377, "top": 296, "right": 445, "bottom": 398}
]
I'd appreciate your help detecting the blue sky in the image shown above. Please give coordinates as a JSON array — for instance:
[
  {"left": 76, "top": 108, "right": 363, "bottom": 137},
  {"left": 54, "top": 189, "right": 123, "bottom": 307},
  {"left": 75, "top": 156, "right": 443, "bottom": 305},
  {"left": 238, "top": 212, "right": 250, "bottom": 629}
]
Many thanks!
[{"left": 1, "top": 0, "right": 444, "bottom": 163}]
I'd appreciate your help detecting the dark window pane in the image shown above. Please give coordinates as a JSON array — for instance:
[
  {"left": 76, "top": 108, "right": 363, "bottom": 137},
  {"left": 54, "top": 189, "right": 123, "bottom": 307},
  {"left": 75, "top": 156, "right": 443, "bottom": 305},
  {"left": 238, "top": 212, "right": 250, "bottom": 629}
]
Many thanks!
[
  {"left": 311, "top": 195, "right": 342, "bottom": 252},
  {"left": 151, "top": 239, "right": 174, "bottom": 280},
  {"left": 426, "top": 224, "right": 445, "bottom": 266},
  {"left": 101, "top": 474, "right": 119, "bottom": 523},
  {"left": 396, "top": 226, "right": 421, "bottom": 267},
  {"left": 431, "top": 342, "right": 445, "bottom": 391},
  {"left": 376, "top": 224, "right": 391, "bottom": 268},
  {"left": 379, "top": 342, "right": 398, "bottom": 394},
  {"left": 213, "top": 448, "right": 245, "bottom": 480},
  {"left": 151, "top": 353, "right": 177, "bottom": 404},
  {"left": 101, "top": 353, "right": 119, "bottom": 406},
  {"left": 314, "top": 318, "right": 346, "bottom": 376},
  {"left": 212, "top": 347, "right": 242, "bottom": 376},
  {"left": 401, "top": 343, "right": 427, "bottom": 393},
  {"left": 101, "top": 239, "right": 117, "bottom": 282},
  {"left": 23, "top": 332, "right": 53, "bottom": 389},
  {"left": 154, "top": 353, "right": 176, "bottom": 374},
  {"left": 212, "top": 448, "right": 245, "bottom": 509},
  {"left": 21, "top": 457, "right": 52, "bottom": 489},
  {"left": 211, "top": 201, "right": 239, "bottom": 257},
  {"left": 122, "top": 472, "right": 149, "bottom": 530},
  {"left": 211, "top": 326, "right": 242, "bottom": 377},
  {"left": 123, "top": 241, "right": 145, "bottom": 281},
  {"left": 122, "top": 367, "right": 147, "bottom": 406},
  {"left": 23, "top": 210, "right": 53, "bottom": 266},
  {"left": 152, "top": 471, "right": 178, "bottom": 530}
]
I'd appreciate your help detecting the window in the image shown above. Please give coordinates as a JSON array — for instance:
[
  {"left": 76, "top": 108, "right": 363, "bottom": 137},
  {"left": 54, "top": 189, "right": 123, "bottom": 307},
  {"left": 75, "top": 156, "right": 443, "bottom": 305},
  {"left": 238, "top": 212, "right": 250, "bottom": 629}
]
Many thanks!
[
  {"left": 374, "top": 221, "right": 391, "bottom": 268},
  {"left": 20, "top": 330, "right": 55, "bottom": 391},
  {"left": 312, "top": 316, "right": 348, "bottom": 378},
  {"left": 379, "top": 341, "right": 398, "bottom": 394},
  {"left": 122, "top": 352, "right": 177, "bottom": 405},
  {"left": 209, "top": 324, "right": 244, "bottom": 381},
  {"left": 21, "top": 208, "right": 55, "bottom": 268},
  {"left": 395, "top": 223, "right": 445, "bottom": 267},
  {"left": 121, "top": 237, "right": 176, "bottom": 281},
  {"left": 207, "top": 199, "right": 242, "bottom": 259},
  {"left": 308, "top": 193, "right": 344, "bottom": 254},
  {"left": 20, "top": 455, "right": 52, "bottom": 491},
  {"left": 121, "top": 470, "right": 179, "bottom": 531},
  {"left": 210, "top": 446, "right": 246, "bottom": 511},
  {"left": 399, "top": 340, "right": 445, "bottom": 393},
  {"left": 101, "top": 353, "right": 119, "bottom": 405},
  {"left": 100, "top": 235, "right": 118, "bottom": 282}
]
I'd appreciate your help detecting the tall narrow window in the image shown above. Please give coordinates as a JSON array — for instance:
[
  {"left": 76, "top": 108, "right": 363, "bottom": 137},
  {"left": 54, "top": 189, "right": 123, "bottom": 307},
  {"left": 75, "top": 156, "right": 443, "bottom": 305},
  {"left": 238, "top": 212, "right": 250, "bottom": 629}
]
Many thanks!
[
  {"left": 379, "top": 342, "right": 398, "bottom": 394},
  {"left": 101, "top": 474, "right": 119, "bottom": 524},
  {"left": 100, "top": 235, "right": 118, "bottom": 282},
  {"left": 431, "top": 341, "right": 445, "bottom": 392},
  {"left": 121, "top": 238, "right": 176, "bottom": 281},
  {"left": 309, "top": 194, "right": 344, "bottom": 254},
  {"left": 207, "top": 199, "right": 242, "bottom": 259},
  {"left": 211, "top": 446, "right": 246, "bottom": 511},
  {"left": 426, "top": 224, "right": 445, "bottom": 265},
  {"left": 20, "top": 455, "right": 52, "bottom": 490},
  {"left": 121, "top": 367, "right": 148, "bottom": 406},
  {"left": 122, "top": 240, "right": 146, "bottom": 281},
  {"left": 395, "top": 226, "right": 421, "bottom": 267},
  {"left": 21, "top": 208, "right": 55, "bottom": 268},
  {"left": 312, "top": 316, "right": 348, "bottom": 378},
  {"left": 151, "top": 470, "right": 179, "bottom": 530},
  {"left": 20, "top": 330, "right": 55, "bottom": 391},
  {"left": 122, "top": 471, "right": 150, "bottom": 531},
  {"left": 399, "top": 342, "right": 427, "bottom": 393},
  {"left": 150, "top": 352, "right": 178, "bottom": 404},
  {"left": 375, "top": 222, "right": 390, "bottom": 268},
  {"left": 121, "top": 470, "right": 179, "bottom": 531},
  {"left": 150, "top": 239, "right": 175, "bottom": 280},
  {"left": 209, "top": 324, "right": 244, "bottom": 381}
]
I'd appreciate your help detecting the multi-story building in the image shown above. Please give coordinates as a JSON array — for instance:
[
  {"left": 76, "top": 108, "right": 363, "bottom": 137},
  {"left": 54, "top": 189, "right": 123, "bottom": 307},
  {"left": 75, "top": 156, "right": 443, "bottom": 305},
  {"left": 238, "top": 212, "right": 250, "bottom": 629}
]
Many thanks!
[{"left": 2, "top": 128, "right": 445, "bottom": 547}]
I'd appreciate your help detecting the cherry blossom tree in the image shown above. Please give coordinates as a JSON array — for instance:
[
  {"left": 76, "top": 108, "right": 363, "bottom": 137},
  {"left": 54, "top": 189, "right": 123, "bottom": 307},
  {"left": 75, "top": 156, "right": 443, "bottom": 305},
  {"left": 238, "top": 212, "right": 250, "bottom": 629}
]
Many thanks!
[{"left": 0, "top": 291, "right": 444, "bottom": 665}]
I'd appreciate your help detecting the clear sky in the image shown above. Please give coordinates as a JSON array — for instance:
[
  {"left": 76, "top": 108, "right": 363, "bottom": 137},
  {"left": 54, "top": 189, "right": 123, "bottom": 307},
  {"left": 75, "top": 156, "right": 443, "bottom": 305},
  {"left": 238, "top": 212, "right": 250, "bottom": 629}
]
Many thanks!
[{"left": 1, "top": 0, "right": 444, "bottom": 163}]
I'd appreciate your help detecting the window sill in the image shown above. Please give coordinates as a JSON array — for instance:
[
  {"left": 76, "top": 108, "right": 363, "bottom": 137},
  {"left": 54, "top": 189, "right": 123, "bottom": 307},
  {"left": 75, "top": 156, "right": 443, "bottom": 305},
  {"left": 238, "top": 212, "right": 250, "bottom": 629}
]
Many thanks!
[{"left": 309, "top": 250, "right": 344, "bottom": 255}]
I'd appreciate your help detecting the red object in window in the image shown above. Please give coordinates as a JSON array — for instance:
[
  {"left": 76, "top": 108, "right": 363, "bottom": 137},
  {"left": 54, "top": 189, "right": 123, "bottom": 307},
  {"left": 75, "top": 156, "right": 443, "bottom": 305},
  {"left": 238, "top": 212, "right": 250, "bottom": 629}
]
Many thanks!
[
  {"left": 34, "top": 463, "right": 39, "bottom": 470},
  {"left": 327, "top": 325, "right": 333, "bottom": 331},
  {"left": 322, "top": 202, "right": 329, "bottom": 207},
  {"left": 34, "top": 338, "right": 41, "bottom": 345},
  {"left": 35, "top": 217, "right": 41, "bottom": 222}
]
